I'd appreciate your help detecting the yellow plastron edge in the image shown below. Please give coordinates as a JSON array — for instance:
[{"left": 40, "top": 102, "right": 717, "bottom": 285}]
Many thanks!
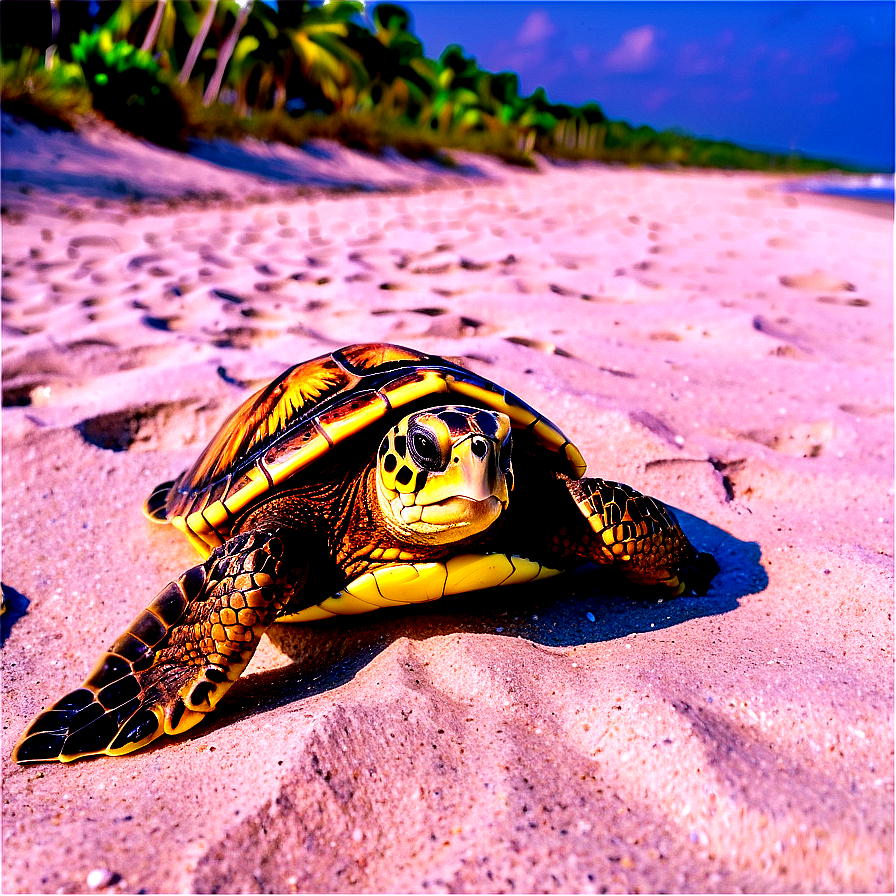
[{"left": 278, "top": 553, "right": 563, "bottom": 623}]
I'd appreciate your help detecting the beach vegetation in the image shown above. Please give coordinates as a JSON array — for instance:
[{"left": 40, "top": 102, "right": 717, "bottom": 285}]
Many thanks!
[
  {"left": 1, "top": 0, "right": 851, "bottom": 172},
  {"left": 68, "top": 27, "right": 186, "bottom": 147}
]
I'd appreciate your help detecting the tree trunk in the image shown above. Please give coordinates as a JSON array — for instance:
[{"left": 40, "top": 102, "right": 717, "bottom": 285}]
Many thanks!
[
  {"left": 140, "top": 0, "right": 166, "bottom": 53},
  {"left": 202, "top": 0, "right": 254, "bottom": 107},
  {"left": 178, "top": 0, "right": 218, "bottom": 85},
  {"left": 45, "top": 0, "right": 60, "bottom": 69}
]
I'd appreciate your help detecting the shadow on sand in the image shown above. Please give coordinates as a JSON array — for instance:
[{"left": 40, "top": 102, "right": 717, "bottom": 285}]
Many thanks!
[
  {"left": 0, "top": 584, "right": 30, "bottom": 648},
  {"left": 0, "top": 112, "right": 493, "bottom": 205},
  {"left": 180, "top": 509, "right": 766, "bottom": 741}
]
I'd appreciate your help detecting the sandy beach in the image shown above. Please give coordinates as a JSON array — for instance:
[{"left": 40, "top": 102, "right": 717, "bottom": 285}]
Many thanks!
[{"left": 1, "top": 112, "right": 893, "bottom": 893}]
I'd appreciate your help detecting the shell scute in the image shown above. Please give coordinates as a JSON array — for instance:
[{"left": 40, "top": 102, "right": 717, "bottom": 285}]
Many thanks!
[
  {"left": 335, "top": 343, "right": 428, "bottom": 372},
  {"left": 315, "top": 389, "right": 390, "bottom": 444}
]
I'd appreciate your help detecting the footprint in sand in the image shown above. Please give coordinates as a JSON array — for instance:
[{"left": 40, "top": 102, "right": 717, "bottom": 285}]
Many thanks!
[
  {"left": 816, "top": 295, "right": 871, "bottom": 307},
  {"left": 142, "top": 315, "right": 181, "bottom": 332},
  {"left": 424, "top": 314, "right": 486, "bottom": 339},
  {"left": 76, "top": 399, "right": 219, "bottom": 452},
  {"left": 211, "top": 288, "right": 246, "bottom": 304},
  {"left": 505, "top": 336, "right": 573, "bottom": 358},
  {"left": 742, "top": 421, "right": 835, "bottom": 458},
  {"left": 751, "top": 316, "right": 812, "bottom": 358},
  {"left": 2, "top": 342, "right": 177, "bottom": 407},
  {"left": 68, "top": 234, "right": 129, "bottom": 251},
  {"left": 779, "top": 271, "right": 855, "bottom": 292}
]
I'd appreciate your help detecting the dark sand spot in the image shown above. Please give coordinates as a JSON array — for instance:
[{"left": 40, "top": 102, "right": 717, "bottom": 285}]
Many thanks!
[
  {"left": 505, "top": 336, "right": 571, "bottom": 357},
  {"left": 69, "top": 235, "right": 120, "bottom": 250},
  {"left": 347, "top": 251, "right": 375, "bottom": 270},
  {"left": 2, "top": 322, "right": 42, "bottom": 336},
  {"left": 126, "top": 254, "right": 163, "bottom": 270},
  {"left": 839, "top": 403, "right": 893, "bottom": 417},
  {"left": 2, "top": 381, "right": 45, "bottom": 407},
  {"left": 33, "top": 259, "right": 76, "bottom": 274},
  {"left": 425, "top": 315, "right": 486, "bottom": 339},
  {"left": 208, "top": 326, "right": 282, "bottom": 350},
  {"left": 780, "top": 272, "right": 855, "bottom": 292},
  {"left": 217, "top": 366, "right": 250, "bottom": 388},
  {"left": 142, "top": 315, "right": 180, "bottom": 331},
  {"left": 771, "top": 344, "right": 810, "bottom": 360},
  {"left": 629, "top": 411, "right": 680, "bottom": 446},
  {"left": 598, "top": 366, "right": 636, "bottom": 379},
  {"left": 752, "top": 316, "right": 813, "bottom": 357},
  {"left": 211, "top": 288, "right": 245, "bottom": 304},
  {"left": 411, "top": 263, "right": 453, "bottom": 275},
  {"left": 648, "top": 331, "right": 682, "bottom": 342},
  {"left": 742, "top": 421, "right": 834, "bottom": 457},
  {"left": 199, "top": 249, "right": 233, "bottom": 269}
]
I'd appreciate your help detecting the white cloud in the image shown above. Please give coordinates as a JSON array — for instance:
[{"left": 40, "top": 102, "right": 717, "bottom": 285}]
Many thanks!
[
  {"left": 603, "top": 25, "right": 660, "bottom": 73},
  {"left": 515, "top": 10, "right": 557, "bottom": 47}
]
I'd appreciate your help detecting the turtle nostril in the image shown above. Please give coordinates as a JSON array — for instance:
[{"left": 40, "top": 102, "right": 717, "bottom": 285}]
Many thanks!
[{"left": 471, "top": 437, "right": 488, "bottom": 459}]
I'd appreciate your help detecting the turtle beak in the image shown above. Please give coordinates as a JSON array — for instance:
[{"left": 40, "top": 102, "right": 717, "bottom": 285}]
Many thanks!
[{"left": 447, "top": 434, "right": 508, "bottom": 504}]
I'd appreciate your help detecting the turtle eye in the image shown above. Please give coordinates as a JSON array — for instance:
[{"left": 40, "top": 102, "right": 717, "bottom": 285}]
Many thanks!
[{"left": 409, "top": 429, "right": 444, "bottom": 472}]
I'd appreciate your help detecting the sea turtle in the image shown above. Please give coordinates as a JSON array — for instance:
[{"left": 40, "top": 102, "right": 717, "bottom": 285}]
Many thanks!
[{"left": 13, "top": 343, "right": 718, "bottom": 764}]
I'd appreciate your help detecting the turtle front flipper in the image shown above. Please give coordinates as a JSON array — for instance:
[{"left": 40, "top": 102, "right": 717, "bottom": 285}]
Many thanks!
[
  {"left": 564, "top": 477, "right": 719, "bottom": 596},
  {"left": 13, "top": 529, "right": 302, "bottom": 764}
]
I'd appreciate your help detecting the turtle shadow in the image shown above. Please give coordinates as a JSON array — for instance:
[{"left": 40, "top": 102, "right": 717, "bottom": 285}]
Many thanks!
[
  {"left": 185, "top": 511, "right": 765, "bottom": 737},
  {"left": 0, "top": 584, "right": 30, "bottom": 648}
]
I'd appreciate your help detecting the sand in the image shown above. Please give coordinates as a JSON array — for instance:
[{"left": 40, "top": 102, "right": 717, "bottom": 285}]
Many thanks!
[{"left": 1, "top": 112, "right": 893, "bottom": 894}]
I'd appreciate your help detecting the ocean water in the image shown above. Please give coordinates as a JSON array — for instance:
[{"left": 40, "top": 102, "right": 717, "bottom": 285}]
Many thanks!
[{"left": 784, "top": 173, "right": 895, "bottom": 204}]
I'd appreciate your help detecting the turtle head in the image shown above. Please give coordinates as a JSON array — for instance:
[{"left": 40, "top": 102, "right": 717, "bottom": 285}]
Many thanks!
[{"left": 375, "top": 405, "right": 513, "bottom": 544}]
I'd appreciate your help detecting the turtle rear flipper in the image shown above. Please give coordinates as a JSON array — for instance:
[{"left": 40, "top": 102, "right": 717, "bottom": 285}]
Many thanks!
[
  {"left": 13, "top": 529, "right": 302, "bottom": 764},
  {"left": 143, "top": 479, "right": 176, "bottom": 523}
]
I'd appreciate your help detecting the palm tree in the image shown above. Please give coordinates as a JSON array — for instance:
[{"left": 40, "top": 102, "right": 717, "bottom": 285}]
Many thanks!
[
  {"left": 45, "top": 0, "right": 60, "bottom": 68},
  {"left": 203, "top": 0, "right": 253, "bottom": 106},
  {"left": 178, "top": 0, "right": 218, "bottom": 85},
  {"left": 139, "top": 0, "right": 166, "bottom": 52},
  {"left": 282, "top": 1, "right": 368, "bottom": 113}
]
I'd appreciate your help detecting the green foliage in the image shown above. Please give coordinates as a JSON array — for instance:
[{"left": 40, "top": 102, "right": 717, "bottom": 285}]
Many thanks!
[
  {"left": 0, "top": 48, "right": 91, "bottom": 131},
  {"left": 68, "top": 28, "right": 186, "bottom": 147},
  {"left": 1, "top": 0, "right": 850, "bottom": 172}
]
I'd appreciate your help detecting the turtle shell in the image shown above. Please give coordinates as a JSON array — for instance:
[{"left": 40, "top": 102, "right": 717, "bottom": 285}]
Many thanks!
[{"left": 147, "top": 343, "right": 586, "bottom": 556}]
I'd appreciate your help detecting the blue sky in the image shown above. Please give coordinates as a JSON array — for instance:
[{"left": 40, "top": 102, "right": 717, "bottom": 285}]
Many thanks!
[{"left": 396, "top": 1, "right": 894, "bottom": 171}]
